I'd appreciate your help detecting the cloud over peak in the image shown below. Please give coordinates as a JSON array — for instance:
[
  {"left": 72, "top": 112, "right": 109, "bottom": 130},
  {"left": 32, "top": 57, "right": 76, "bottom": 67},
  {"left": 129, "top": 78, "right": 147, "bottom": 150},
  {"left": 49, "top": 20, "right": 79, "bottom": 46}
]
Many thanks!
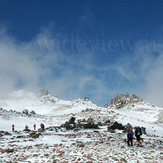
[{"left": 0, "top": 26, "right": 163, "bottom": 106}]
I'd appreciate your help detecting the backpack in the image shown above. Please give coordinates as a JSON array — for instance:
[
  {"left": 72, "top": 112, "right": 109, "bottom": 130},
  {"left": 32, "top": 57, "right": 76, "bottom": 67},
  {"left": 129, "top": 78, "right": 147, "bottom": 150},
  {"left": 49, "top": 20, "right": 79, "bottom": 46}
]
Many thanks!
[
  {"left": 130, "top": 129, "right": 134, "bottom": 136},
  {"left": 137, "top": 127, "right": 142, "bottom": 136}
]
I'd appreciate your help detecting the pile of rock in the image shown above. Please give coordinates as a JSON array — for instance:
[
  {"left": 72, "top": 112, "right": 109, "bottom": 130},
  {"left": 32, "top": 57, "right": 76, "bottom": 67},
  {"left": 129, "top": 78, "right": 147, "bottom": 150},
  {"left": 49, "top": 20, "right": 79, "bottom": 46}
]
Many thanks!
[
  {"left": 29, "top": 131, "right": 41, "bottom": 138},
  {"left": 61, "top": 117, "right": 99, "bottom": 130},
  {"left": 107, "top": 121, "right": 146, "bottom": 135},
  {"left": 0, "top": 131, "right": 12, "bottom": 137},
  {"left": 77, "top": 118, "right": 99, "bottom": 129},
  {"left": 105, "top": 93, "right": 143, "bottom": 109},
  {"left": 22, "top": 109, "right": 36, "bottom": 115},
  {"left": 61, "top": 117, "right": 146, "bottom": 135},
  {"left": 60, "top": 117, "right": 77, "bottom": 130}
]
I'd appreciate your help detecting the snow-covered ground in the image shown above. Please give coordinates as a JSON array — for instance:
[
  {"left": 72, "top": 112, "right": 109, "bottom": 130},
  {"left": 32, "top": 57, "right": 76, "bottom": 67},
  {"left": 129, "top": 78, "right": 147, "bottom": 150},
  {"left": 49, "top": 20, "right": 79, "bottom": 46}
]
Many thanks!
[
  {"left": 0, "top": 128, "right": 163, "bottom": 162},
  {"left": 0, "top": 90, "right": 163, "bottom": 162}
]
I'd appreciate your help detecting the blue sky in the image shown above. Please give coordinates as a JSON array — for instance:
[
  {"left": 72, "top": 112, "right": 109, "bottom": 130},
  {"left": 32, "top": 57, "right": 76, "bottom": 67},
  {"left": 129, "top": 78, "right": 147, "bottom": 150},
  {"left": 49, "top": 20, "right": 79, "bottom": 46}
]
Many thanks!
[{"left": 0, "top": 0, "right": 163, "bottom": 106}]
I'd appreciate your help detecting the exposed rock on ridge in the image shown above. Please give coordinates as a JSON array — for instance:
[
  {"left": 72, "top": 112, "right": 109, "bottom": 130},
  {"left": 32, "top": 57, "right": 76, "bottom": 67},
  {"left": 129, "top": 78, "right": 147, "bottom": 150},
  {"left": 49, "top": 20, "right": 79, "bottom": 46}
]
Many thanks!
[{"left": 105, "top": 93, "right": 143, "bottom": 109}]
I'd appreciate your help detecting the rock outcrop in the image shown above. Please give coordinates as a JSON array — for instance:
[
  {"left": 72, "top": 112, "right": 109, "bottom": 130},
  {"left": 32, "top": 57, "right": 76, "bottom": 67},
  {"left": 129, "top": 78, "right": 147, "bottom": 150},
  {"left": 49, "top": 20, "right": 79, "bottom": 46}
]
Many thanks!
[
  {"left": 61, "top": 117, "right": 99, "bottom": 130},
  {"left": 105, "top": 93, "right": 142, "bottom": 109},
  {"left": 78, "top": 118, "right": 99, "bottom": 129},
  {"left": 60, "top": 117, "right": 77, "bottom": 130}
]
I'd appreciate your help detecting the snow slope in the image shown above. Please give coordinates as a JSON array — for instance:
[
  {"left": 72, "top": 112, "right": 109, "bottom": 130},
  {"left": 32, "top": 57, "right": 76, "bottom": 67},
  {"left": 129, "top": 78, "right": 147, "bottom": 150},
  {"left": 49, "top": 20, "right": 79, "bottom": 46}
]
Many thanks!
[
  {"left": 0, "top": 90, "right": 98, "bottom": 116},
  {"left": 0, "top": 90, "right": 163, "bottom": 162},
  {"left": 0, "top": 90, "right": 162, "bottom": 136},
  {"left": 105, "top": 94, "right": 163, "bottom": 136},
  {"left": 0, "top": 90, "right": 100, "bottom": 131}
]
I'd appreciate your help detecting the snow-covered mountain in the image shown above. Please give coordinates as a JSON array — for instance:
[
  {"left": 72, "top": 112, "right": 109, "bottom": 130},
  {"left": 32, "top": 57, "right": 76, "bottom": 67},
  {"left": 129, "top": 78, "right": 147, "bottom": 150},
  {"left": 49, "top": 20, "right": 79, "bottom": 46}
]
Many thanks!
[
  {"left": 0, "top": 90, "right": 99, "bottom": 131},
  {"left": 0, "top": 90, "right": 163, "bottom": 162},
  {"left": 0, "top": 90, "right": 162, "bottom": 135},
  {"left": 0, "top": 89, "right": 97, "bottom": 116},
  {"left": 104, "top": 93, "right": 143, "bottom": 109},
  {"left": 105, "top": 93, "right": 162, "bottom": 124}
]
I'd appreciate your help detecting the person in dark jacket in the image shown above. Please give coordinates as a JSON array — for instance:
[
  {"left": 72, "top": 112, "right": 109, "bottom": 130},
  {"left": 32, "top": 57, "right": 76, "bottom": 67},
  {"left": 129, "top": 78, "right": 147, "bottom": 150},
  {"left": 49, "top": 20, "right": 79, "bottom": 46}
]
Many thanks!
[
  {"left": 127, "top": 128, "right": 134, "bottom": 146},
  {"left": 135, "top": 126, "right": 142, "bottom": 146},
  {"left": 33, "top": 124, "right": 36, "bottom": 130},
  {"left": 24, "top": 125, "right": 29, "bottom": 131}
]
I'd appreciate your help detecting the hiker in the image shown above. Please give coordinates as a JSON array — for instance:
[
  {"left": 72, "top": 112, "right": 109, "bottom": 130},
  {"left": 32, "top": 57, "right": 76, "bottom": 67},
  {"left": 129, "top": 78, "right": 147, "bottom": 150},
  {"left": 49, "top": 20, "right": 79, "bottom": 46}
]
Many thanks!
[
  {"left": 135, "top": 126, "right": 142, "bottom": 146},
  {"left": 12, "top": 124, "right": 14, "bottom": 132},
  {"left": 33, "top": 124, "right": 36, "bottom": 130},
  {"left": 40, "top": 123, "right": 45, "bottom": 131},
  {"left": 127, "top": 128, "right": 134, "bottom": 146},
  {"left": 24, "top": 125, "right": 29, "bottom": 131}
]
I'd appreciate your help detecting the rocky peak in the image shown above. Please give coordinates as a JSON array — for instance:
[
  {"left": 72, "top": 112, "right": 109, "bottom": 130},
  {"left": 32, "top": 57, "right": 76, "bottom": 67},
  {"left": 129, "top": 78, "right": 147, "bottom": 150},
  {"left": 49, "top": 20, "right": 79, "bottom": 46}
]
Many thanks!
[
  {"left": 36, "top": 89, "right": 59, "bottom": 104},
  {"left": 36, "top": 89, "right": 50, "bottom": 97},
  {"left": 73, "top": 97, "right": 95, "bottom": 105},
  {"left": 105, "top": 93, "right": 142, "bottom": 109}
]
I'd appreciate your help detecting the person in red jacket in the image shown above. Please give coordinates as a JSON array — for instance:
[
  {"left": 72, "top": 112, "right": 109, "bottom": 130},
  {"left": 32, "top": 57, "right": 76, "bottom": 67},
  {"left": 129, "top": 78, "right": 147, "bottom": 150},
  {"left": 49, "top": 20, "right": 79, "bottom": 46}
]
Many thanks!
[
  {"left": 40, "top": 123, "right": 45, "bottom": 131},
  {"left": 12, "top": 124, "right": 14, "bottom": 132}
]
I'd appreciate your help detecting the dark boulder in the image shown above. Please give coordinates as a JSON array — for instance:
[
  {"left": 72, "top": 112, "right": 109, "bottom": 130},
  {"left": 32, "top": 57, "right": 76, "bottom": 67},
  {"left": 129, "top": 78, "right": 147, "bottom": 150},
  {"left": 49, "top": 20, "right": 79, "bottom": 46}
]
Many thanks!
[
  {"left": 82, "top": 123, "right": 98, "bottom": 129},
  {"left": 69, "top": 117, "right": 76, "bottom": 124},
  {"left": 141, "top": 127, "right": 146, "bottom": 134},
  {"left": 22, "top": 109, "right": 29, "bottom": 115},
  {"left": 108, "top": 121, "right": 125, "bottom": 131},
  {"left": 61, "top": 117, "right": 99, "bottom": 130},
  {"left": 60, "top": 117, "right": 77, "bottom": 130},
  {"left": 30, "top": 110, "right": 36, "bottom": 114},
  {"left": 46, "top": 126, "right": 60, "bottom": 131},
  {"left": 64, "top": 122, "right": 77, "bottom": 130}
]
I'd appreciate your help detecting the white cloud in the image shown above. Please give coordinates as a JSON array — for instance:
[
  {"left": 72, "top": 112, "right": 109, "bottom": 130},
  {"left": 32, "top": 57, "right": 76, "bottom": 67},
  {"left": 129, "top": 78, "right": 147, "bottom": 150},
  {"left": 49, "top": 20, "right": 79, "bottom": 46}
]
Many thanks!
[
  {"left": 0, "top": 27, "right": 47, "bottom": 92},
  {"left": 0, "top": 27, "right": 101, "bottom": 103},
  {"left": 134, "top": 41, "right": 163, "bottom": 106},
  {"left": 0, "top": 26, "right": 163, "bottom": 107},
  {"left": 143, "top": 65, "right": 163, "bottom": 106}
]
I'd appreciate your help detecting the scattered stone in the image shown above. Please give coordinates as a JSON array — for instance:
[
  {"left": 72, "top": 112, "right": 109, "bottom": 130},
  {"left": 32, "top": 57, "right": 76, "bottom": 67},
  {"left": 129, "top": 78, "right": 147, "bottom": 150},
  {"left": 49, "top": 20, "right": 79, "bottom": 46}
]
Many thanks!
[
  {"left": 108, "top": 129, "right": 115, "bottom": 133},
  {"left": 38, "top": 128, "right": 44, "bottom": 132},
  {"left": 0, "top": 131, "right": 12, "bottom": 137},
  {"left": 17, "top": 135, "right": 26, "bottom": 138},
  {"left": 30, "top": 110, "right": 36, "bottom": 114},
  {"left": 141, "top": 127, "right": 146, "bottom": 134},
  {"left": 104, "top": 119, "right": 111, "bottom": 125},
  {"left": 1, "top": 148, "right": 14, "bottom": 153},
  {"left": 77, "top": 143, "right": 85, "bottom": 147},
  {"left": 120, "top": 158, "right": 127, "bottom": 162},
  {"left": 143, "top": 156, "right": 152, "bottom": 159},
  {"left": 29, "top": 131, "right": 41, "bottom": 138}
]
